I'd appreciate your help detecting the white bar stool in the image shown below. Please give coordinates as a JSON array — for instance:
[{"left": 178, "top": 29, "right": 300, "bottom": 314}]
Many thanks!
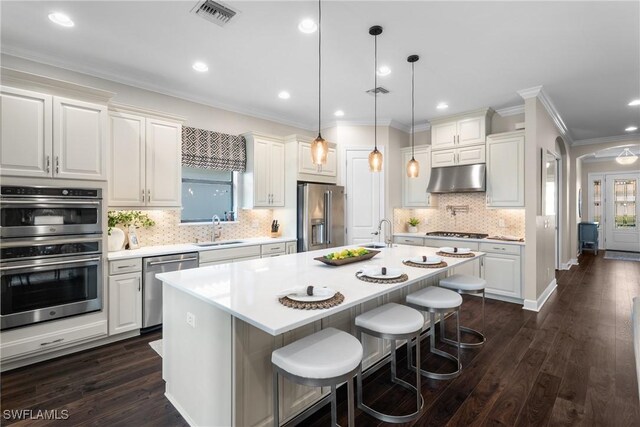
[
  {"left": 406, "top": 286, "right": 463, "bottom": 380},
  {"left": 439, "top": 274, "right": 486, "bottom": 348},
  {"left": 271, "top": 327, "right": 363, "bottom": 427},
  {"left": 355, "top": 303, "right": 424, "bottom": 423}
]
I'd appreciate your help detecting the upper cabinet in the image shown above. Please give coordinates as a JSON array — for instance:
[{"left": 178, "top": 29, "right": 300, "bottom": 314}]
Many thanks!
[
  {"left": 430, "top": 108, "right": 493, "bottom": 151},
  {"left": 241, "top": 132, "right": 285, "bottom": 208},
  {"left": 486, "top": 131, "right": 525, "bottom": 207},
  {"left": 431, "top": 145, "right": 486, "bottom": 168},
  {"left": 1, "top": 87, "right": 107, "bottom": 180},
  {"left": 109, "top": 109, "right": 182, "bottom": 207},
  {"left": 289, "top": 135, "right": 337, "bottom": 183},
  {"left": 401, "top": 145, "right": 436, "bottom": 207}
]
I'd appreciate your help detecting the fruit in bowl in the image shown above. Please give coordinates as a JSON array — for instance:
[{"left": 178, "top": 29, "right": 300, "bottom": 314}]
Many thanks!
[{"left": 324, "top": 247, "right": 369, "bottom": 260}]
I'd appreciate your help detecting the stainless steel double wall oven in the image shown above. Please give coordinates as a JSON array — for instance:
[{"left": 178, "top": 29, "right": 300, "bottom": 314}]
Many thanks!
[{"left": 0, "top": 185, "right": 104, "bottom": 330}]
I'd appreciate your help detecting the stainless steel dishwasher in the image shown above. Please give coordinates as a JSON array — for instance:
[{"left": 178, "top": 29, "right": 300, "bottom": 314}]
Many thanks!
[{"left": 142, "top": 252, "right": 199, "bottom": 330}]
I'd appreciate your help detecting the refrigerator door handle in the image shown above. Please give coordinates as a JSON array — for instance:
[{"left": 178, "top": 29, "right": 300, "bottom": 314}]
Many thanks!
[{"left": 325, "top": 190, "right": 332, "bottom": 245}]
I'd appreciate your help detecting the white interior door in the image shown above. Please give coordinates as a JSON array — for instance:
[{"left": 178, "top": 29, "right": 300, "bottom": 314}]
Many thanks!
[
  {"left": 345, "top": 149, "right": 382, "bottom": 245},
  {"left": 605, "top": 173, "right": 640, "bottom": 251}
]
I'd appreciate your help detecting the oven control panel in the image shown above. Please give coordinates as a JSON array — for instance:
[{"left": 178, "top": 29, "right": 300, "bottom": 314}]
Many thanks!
[
  {"left": 1, "top": 186, "right": 100, "bottom": 198},
  {"left": 1, "top": 241, "right": 101, "bottom": 260}
]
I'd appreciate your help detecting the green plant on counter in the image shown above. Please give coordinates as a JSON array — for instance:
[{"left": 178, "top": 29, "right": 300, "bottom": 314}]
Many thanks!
[
  {"left": 408, "top": 217, "right": 420, "bottom": 227},
  {"left": 107, "top": 211, "right": 155, "bottom": 235}
]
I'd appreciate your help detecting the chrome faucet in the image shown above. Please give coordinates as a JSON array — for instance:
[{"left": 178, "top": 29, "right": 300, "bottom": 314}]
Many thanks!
[
  {"left": 372, "top": 218, "right": 393, "bottom": 248},
  {"left": 212, "top": 215, "right": 222, "bottom": 242}
]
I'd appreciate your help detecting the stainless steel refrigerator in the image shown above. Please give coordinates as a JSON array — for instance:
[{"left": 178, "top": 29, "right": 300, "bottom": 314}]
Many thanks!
[{"left": 297, "top": 183, "right": 345, "bottom": 252}]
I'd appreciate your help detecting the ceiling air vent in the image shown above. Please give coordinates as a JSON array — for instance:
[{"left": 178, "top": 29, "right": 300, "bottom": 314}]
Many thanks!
[
  {"left": 192, "top": 0, "right": 238, "bottom": 26},
  {"left": 366, "top": 87, "right": 390, "bottom": 95}
]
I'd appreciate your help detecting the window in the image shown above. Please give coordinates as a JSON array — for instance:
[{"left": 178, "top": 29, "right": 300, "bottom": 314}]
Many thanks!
[{"left": 181, "top": 167, "right": 236, "bottom": 222}]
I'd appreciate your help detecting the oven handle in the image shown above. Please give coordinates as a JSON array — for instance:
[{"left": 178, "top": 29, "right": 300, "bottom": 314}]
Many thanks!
[
  {"left": 0, "top": 236, "right": 102, "bottom": 248},
  {"left": 0, "top": 257, "right": 101, "bottom": 271},
  {"left": 0, "top": 200, "right": 101, "bottom": 206}
]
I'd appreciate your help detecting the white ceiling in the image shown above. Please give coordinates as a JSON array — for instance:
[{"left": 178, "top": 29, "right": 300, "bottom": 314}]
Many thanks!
[{"left": 2, "top": 1, "right": 639, "bottom": 141}]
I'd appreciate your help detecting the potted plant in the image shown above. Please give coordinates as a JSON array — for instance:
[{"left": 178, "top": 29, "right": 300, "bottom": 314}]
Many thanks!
[
  {"left": 107, "top": 210, "right": 155, "bottom": 251},
  {"left": 407, "top": 217, "right": 420, "bottom": 233}
]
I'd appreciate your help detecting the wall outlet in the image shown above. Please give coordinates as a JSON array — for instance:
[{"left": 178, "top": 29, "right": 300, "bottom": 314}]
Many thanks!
[{"left": 186, "top": 312, "right": 196, "bottom": 328}]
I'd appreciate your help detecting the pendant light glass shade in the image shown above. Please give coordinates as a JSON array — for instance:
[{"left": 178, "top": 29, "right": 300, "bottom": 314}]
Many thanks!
[
  {"left": 311, "top": 134, "right": 328, "bottom": 164},
  {"left": 407, "top": 156, "right": 419, "bottom": 177},
  {"left": 406, "top": 54, "right": 420, "bottom": 178},
  {"left": 369, "top": 147, "right": 383, "bottom": 172},
  {"left": 616, "top": 147, "right": 638, "bottom": 165},
  {"left": 368, "top": 25, "right": 383, "bottom": 172},
  {"left": 310, "top": 0, "right": 328, "bottom": 165}
]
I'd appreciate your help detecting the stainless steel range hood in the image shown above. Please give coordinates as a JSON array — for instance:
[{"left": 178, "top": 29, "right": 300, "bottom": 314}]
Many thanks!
[{"left": 427, "top": 164, "right": 486, "bottom": 193}]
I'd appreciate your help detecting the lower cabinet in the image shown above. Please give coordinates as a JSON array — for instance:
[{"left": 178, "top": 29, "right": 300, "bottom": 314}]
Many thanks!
[
  {"left": 108, "top": 272, "right": 142, "bottom": 335},
  {"left": 286, "top": 241, "right": 297, "bottom": 255},
  {"left": 394, "top": 236, "right": 425, "bottom": 246},
  {"left": 479, "top": 243, "right": 522, "bottom": 299}
]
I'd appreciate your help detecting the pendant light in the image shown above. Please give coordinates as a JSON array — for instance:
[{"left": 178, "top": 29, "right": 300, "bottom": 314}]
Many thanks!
[
  {"left": 310, "top": 0, "right": 328, "bottom": 165},
  {"left": 368, "top": 25, "right": 383, "bottom": 172},
  {"left": 406, "top": 55, "right": 420, "bottom": 178},
  {"left": 616, "top": 147, "right": 638, "bottom": 165}
]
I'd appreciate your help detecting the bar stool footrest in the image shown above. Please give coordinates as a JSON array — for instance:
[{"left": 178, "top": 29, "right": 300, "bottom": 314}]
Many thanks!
[{"left": 441, "top": 326, "right": 486, "bottom": 349}]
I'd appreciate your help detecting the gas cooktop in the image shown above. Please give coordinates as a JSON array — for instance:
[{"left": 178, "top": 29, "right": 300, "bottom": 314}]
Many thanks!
[{"left": 425, "top": 231, "right": 489, "bottom": 239}]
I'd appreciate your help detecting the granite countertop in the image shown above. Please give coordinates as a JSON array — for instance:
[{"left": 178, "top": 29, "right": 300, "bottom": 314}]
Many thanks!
[{"left": 107, "top": 236, "right": 296, "bottom": 261}]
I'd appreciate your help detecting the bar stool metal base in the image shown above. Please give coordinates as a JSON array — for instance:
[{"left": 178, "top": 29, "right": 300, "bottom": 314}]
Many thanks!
[
  {"left": 405, "top": 306, "right": 462, "bottom": 381},
  {"left": 440, "top": 289, "right": 486, "bottom": 349},
  {"left": 272, "top": 365, "right": 359, "bottom": 427},
  {"left": 356, "top": 327, "right": 424, "bottom": 423}
]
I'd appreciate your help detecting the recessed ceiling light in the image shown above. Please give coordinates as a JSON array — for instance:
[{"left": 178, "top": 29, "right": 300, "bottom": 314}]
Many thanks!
[
  {"left": 629, "top": 99, "right": 640, "bottom": 106},
  {"left": 377, "top": 66, "right": 391, "bottom": 76},
  {"left": 436, "top": 102, "right": 449, "bottom": 110},
  {"left": 48, "top": 12, "right": 74, "bottom": 27},
  {"left": 298, "top": 19, "right": 317, "bottom": 34},
  {"left": 625, "top": 126, "right": 638, "bottom": 132},
  {"left": 192, "top": 62, "right": 209, "bottom": 72},
  {"left": 334, "top": 110, "right": 345, "bottom": 117},
  {"left": 278, "top": 91, "right": 290, "bottom": 100}
]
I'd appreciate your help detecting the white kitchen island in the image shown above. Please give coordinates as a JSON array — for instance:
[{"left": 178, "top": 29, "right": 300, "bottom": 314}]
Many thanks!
[{"left": 157, "top": 244, "right": 484, "bottom": 427}]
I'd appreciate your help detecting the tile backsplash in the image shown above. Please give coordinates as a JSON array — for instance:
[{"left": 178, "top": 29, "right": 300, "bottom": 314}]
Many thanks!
[
  {"left": 394, "top": 193, "right": 525, "bottom": 238},
  {"left": 110, "top": 209, "right": 274, "bottom": 246}
]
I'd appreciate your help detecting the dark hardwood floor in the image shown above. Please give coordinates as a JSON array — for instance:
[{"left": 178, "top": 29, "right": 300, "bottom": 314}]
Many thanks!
[{"left": 1, "top": 252, "right": 638, "bottom": 426}]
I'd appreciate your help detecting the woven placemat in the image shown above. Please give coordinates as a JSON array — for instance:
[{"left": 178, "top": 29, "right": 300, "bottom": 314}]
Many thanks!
[
  {"left": 279, "top": 292, "right": 344, "bottom": 309},
  {"left": 402, "top": 260, "right": 448, "bottom": 269},
  {"left": 436, "top": 251, "right": 476, "bottom": 258},
  {"left": 355, "top": 272, "right": 409, "bottom": 284}
]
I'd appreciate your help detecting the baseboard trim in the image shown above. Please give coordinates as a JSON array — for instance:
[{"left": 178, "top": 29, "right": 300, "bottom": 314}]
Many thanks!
[
  {"left": 523, "top": 279, "right": 557, "bottom": 312},
  {"left": 559, "top": 258, "right": 579, "bottom": 270},
  {"left": 165, "top": 392, "right": 197, "bottom": 427}
]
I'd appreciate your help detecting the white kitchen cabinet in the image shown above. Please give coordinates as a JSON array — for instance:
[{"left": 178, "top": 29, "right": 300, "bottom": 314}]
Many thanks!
[
  {"left": 241, "top": 132, "right": 285, "bottom": 208},
  {"left": 286, "top": 241, "right": 297, "bottom": 254},
  {"left": 486, "top": 131, "right": 525, "bottom": 207},
  {"left": 285, "top": 135, "right": 337, "bottom": 185},
  {"left": 53, "top": 97, "right": 107, "bottom": 180},
  {"left": 297, "top": 140, "right": 337, "bottom": 178},
  {"left": 108, "top": 272, "right": 142, "bottom": 335},
  {"left": 430, "top": 109, "right": 492, "bottom": 150},
  {"left": 431, "top": 145, "right": 486, "bottom": 168},
  {"left": 394, "top": 236, "right": 425, "bottom": 246},
  {"left": 0, "top": 87, "right": 52, "bottom": 178},
  {"left": 109, "top": 110, "right": 182, "bottom": 207},
  {"left": 479, "top": 242, "right": 522, "bottom": 299},
  {"left": 401, "top": 145, "right": 436, "bottom": 207},
  {"left": 1, "top": 87, "right": 107, "bottom": 180},
  {"left": 199, "top": 245, "right": 262, "bottom": 267}
]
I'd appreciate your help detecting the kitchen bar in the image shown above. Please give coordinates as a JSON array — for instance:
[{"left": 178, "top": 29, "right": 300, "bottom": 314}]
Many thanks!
[{"left": 157, "top": 243, "right": 485, "bottom": 426}]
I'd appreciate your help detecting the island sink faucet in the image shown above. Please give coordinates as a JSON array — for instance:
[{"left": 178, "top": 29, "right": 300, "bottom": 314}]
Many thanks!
[
  {"left": 371, "top": 218, "right": 393, "bottom": 248},
  {"left": 212, "top": 215, "right": 222, "bottom": 242}
]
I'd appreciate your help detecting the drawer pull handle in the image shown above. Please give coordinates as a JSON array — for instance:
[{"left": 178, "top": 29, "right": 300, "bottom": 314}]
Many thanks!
[
  {"left": 40, "top": 338, "right": 64, "bottom": 346},
  {"left": 117, "top": 265, "right": 135, "bottom": 269},
  {"left": 270, "top": 247, "right": 281, "bottom": 251},
  {"left": 492, "top": 247, "right": 506, "bottom": 251}
]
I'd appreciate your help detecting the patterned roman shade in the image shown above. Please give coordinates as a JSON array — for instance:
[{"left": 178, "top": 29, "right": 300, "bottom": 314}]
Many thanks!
[{"left": 182, "top": 126, "right": 246, "bottom": 172}]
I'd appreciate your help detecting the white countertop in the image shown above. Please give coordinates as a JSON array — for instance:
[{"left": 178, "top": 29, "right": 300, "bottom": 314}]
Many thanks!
[
  {"left": 157, "top": 244, "right": 484, "bottom": 336},
  {"left": 107, "top": 237, "right": 296, "bottom": 261},
  {"left": 394, "top": 233, "right": 525, "bottom": 246}
]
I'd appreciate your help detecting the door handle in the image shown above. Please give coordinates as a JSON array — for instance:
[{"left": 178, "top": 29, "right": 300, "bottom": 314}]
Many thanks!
[
  {"left": 141, "top": 189, "right": 145, "bottom": 202},
  {"left": 326, "top": 191, "right": 333, "bottom": 244},
  {"left": 147, "top": 189, "right": 150, "bottom": 203},
  {"left": 147, "top": 257, "right": 198, "bottom": 267},
  {"left": 46, "top": 155, "right": 51, "bottom": 173},
  {"left": 138, "top": 277, "right": 141, "bottom": 292},
  {"left": 55, "top": 156, "right": 60, "bottom": 174},
  {"left": 0, "top": 256, "right": 101, "bottom": 271},
  {"left": 40, "top": 338, "right": 64, "bottom": 346}
]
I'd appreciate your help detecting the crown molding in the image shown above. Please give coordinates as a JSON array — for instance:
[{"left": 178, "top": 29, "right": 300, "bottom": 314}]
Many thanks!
[
  {"left": 2, "top": 50, "right": 315, "bottom": 132},
  {"left": 109, "top": 102, "right": 186, "bottom": 123},
  {"left": 572, "top": 133, "right": 640, "bottom": 147},
  {"left": 495, "top": 104, "right": 525, "bottom": 117},
  {"left": 413, "top": 122, "right": 431, "bottom": 132},
  {"left": 518, "top": 85, "right": 572, "bottom": 144}
]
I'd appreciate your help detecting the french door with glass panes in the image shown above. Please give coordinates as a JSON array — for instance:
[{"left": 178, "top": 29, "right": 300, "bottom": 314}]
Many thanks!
[{"left": 604, "top": 173, "right": 639, "bottom": 252}]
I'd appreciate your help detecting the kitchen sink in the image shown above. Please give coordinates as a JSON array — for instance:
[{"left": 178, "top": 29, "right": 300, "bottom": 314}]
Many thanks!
[
  {"left": 195, "top": 241, "right": 243, "bottom": 247},
  {"left": 360, "top": 242, "right": 387, "bottom": 249}
]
